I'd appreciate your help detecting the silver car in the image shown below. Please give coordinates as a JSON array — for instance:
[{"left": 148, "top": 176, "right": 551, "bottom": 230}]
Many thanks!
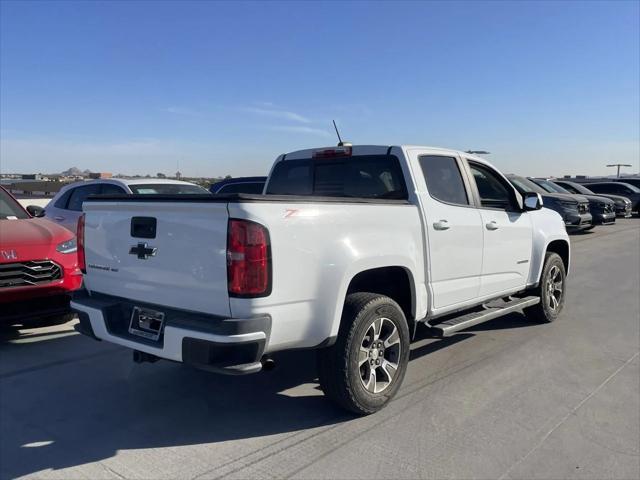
[{"left": 45, "top": 179, "right": 209, "bottom": 232}]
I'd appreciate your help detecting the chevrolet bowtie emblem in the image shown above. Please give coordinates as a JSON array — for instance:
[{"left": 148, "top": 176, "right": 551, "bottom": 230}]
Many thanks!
[{"left": 129, "top": 242, "right": 157, "bottom": 260}]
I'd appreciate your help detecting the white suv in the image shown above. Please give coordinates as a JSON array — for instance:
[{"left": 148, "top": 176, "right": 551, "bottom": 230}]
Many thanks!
[{"left": 45, "top": 178, "right": 209, "bottom": 232}]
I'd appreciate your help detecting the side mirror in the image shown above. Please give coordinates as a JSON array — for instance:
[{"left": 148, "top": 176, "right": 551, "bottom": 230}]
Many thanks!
[
  {"left": 523, "top": 192, "right": 543, "bottom": 211},
  {"left": 26, "top": 205, "right": 45, "bottom": 217}
]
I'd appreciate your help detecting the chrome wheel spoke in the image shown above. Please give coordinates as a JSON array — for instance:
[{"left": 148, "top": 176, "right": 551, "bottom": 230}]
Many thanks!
[
  {"left": 371, "top": 318, "right": 382, "bottom": 342},
  {"left": 358, "top": 346, "right": 369, "bottom": 367},
  {"left": 549, "top": 293, "right": 558, "bottom": 311},
  {"left": 381, "top": 359, "right": 398, "bottom": 383},
  {"left": 364, "top": 367, "right": 377, "bottom": 393},
  {"left": 383, "top": 325, "right": 400, "bottom": 349}
]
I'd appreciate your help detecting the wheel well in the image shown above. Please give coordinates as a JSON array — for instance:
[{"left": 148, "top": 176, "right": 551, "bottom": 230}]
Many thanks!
[
  {"left": 346, "top": 267, "right": 414, "bottom": 322},
  {"left": 546, "top": 240, "right": 569, "bottom": 273}
]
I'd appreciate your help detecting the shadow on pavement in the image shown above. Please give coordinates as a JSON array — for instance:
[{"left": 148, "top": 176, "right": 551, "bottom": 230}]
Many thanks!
[{"left": 1, "top": 311, "right": 535, "bottom": 479}]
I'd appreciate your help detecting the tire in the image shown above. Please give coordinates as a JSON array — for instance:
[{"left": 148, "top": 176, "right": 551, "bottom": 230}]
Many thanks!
[
  {"left": 524, "top": 252, "right": 566, "bottom": 323},
  {"left": 317, "top": 292, "right": 410, "bottom": 415}
]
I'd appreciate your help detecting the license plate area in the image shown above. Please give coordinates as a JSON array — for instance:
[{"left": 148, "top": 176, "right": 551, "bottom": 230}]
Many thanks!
[{"left": 129, "top": 307, "right": 165, "bottom": 341}]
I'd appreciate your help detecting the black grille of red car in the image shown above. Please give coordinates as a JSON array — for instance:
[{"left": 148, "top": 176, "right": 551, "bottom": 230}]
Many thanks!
[{"left": 0, "top": 260, "right": 63, "bottom": 288}]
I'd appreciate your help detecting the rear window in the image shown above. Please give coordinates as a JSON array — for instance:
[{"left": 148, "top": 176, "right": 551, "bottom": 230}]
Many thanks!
[
  {"left": 129, "top": 184, "right": 209, "bottom": 195},
  {"left": 266, "top": 155, "right": 407, "bottom": 199}
]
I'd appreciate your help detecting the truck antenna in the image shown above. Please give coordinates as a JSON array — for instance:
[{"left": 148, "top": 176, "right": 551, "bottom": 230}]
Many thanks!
[{"left": 332, "top": 120, "right": 347, "bottom": 147}]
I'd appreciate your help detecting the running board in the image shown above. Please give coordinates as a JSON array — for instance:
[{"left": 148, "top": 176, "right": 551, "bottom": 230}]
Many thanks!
[{"left": 431, "top": 296, "right": 540, "bottom": 337}]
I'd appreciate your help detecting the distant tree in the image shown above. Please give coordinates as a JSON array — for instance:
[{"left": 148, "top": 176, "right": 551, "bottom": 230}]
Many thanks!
[
  {"left": 224, "top": 175, "right": 232, "bottom": 179},
  {"left": 156, "top": 172, "right": 166, "bottom": 178}
]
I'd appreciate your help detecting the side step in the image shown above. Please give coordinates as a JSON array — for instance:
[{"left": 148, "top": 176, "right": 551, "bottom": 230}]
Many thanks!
[{"left": 431, "top": 296, "right": 540, "bottom": 337}]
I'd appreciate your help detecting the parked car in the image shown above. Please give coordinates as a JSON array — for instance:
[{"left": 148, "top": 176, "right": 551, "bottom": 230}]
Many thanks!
[
  {"left": 529, "top": 178, "right": 615, "bottom": 225},
  {"left": 613, "top": 178, "right": 640, "bottom": 189},
  {"left": 506, "top": 175, "right": 592, "bottom": 232},
  {"left": 552, "top": 180, "right": 633, "bottom": 218},
  {"left": 210, "top": 176, "right": 267, "bottom": 194},
  {"left": 0, "top": 186, "right": 83, "bottom": 328},
  {"left": 584, "top": 182, "right": 640, "bottom": 215},
  {"left": 45, "top": 178, "right": 210, "bottom": 232},
  {"left": 73, "top": 144, "right": 570, "bottom": 414}
]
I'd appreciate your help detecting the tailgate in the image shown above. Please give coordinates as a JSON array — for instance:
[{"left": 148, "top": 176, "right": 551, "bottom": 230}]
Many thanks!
[{"left": 82, "top": 200, "right": 231, "bottom": 317}]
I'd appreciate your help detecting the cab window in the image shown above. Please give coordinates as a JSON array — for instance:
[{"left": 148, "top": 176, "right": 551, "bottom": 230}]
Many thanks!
[
  {"left": 419, "top": 155, "right": 469, "bottom": 206},
  {"left": 469, "top": 162, "right": 517, "bottom": 210}
]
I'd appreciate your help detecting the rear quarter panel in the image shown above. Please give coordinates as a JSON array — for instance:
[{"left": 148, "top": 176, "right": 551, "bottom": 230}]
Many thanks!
[{"left": 228, "top": 201, "right": 425, "bottom": 352}]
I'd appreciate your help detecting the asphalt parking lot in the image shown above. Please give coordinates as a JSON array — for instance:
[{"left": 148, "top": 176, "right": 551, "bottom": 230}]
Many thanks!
[{"left": 1, "top": 220, "right": 638, "bottom": 480}]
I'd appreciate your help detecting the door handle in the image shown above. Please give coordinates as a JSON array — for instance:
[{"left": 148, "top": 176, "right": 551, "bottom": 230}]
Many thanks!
[
  {"left": 54, "top": 216, "right": 65, "bottom": 222},
  {"left": 486, "top": 221, "right": 499, "bottom": 230},
  {"left": 433, "top": 219, "right": 450, "bottom": 231}
]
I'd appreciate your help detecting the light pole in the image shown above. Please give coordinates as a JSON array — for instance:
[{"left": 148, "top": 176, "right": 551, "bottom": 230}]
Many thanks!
[{"left": 606, "top": 164, "right": 632, "bottom": 178}]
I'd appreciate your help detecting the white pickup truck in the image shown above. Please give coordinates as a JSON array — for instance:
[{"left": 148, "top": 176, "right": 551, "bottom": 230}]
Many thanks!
[{"left": 72, "top": 145, "right": 570, "bottom": 414}]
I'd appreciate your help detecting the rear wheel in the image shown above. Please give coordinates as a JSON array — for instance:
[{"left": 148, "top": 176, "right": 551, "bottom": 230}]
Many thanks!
[
  {"left": 317, "top": 293, "right": 410, "bottom": 415},
  {"left": 524, "top": 252, "right": 566, "bottom": 323}
]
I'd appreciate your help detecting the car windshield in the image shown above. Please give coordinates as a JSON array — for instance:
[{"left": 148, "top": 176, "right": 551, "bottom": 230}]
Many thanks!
[
  {"left": 0, "top": 188, "right": 29, "bottom": 220},
  {"left": 535, "top": 179, "right": 571, "bottom": 194},
  {"left": 129, "top": 183, "right": 210, "bottom": 194},
  {"left": 618, "top": 183, "right": 640, "bottom": 193},
  {"left": 508, "top": 176, "right": 546, "bottom": 195},
  {"left": 565, "top": 182, "right": 594, "bottom": 195}
]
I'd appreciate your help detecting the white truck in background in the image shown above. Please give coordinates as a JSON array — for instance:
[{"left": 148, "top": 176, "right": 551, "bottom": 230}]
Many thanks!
[{"left": 72, "top": 145, "right": 570, "bottom": 414}]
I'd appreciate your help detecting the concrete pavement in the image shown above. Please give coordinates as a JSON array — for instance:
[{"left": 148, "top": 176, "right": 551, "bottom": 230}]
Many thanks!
[{"left": 1, "top": 220, "right": 638, "bottom": 479}]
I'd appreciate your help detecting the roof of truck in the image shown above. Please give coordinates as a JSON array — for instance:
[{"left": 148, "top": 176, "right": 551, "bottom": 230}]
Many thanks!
[{"left": 281, "top": 145, "right": 487, "bottom": 163}]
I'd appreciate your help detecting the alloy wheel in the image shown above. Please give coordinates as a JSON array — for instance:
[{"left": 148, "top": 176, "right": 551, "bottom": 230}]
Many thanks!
[
  {"left": 546, "top": 265, "right": 563, "bottom": 312},
  {"left": 358, "top": 317, "right": 402, "bottom": 394}
]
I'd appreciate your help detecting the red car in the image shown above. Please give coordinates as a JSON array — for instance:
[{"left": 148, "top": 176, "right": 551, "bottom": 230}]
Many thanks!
[{"left": 0, "top": 186, "right": 82, "bottom": 327}]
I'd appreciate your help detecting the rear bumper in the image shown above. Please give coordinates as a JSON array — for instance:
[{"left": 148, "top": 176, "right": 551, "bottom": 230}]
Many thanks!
[{"left": 71, "top": 291, "right": 271, "bottom": 375}]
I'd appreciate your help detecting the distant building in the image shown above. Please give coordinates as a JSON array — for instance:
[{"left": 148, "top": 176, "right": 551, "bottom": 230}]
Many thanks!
[
  {"left": 175, "top": 171, "right": 182, "bottom": 180},
  {"left": 21, "top": 174, "right": 43, "bottom": 180},
  {"left": 89, "top": 172, "right": 112, "bottom": 179}
]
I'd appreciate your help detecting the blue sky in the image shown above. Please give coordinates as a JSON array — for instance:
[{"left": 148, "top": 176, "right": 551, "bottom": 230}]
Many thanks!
[{"left": 1, "top": 0, "right": 638, "bottom": 177}]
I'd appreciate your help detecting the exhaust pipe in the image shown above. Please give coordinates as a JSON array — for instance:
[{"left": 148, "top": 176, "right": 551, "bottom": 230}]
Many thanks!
[
  {"left": 261, "top": 355, "right": 276, "bottom": 371},
  {"left": 133, "top": 350, "right": 159, "bottom": 364}
]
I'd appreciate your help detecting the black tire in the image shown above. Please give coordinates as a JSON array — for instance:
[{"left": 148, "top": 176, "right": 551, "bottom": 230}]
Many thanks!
[
  {"left": 21, "top": 313, "right": 75, "bottom": 329},
  {"left": 524, "top": 252, "right": 566, "bottom": 323},
  {"left": 317, "top": 292, "right": 410, "bottom": 415}
]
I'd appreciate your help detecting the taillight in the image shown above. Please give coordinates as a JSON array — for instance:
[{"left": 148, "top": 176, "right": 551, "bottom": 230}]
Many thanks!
[
  {"left": 77, "top": 214, "right": 86, "bottom": 273},
  {"left": 227, "top": 219, "right": 271, "bottom": 297}
]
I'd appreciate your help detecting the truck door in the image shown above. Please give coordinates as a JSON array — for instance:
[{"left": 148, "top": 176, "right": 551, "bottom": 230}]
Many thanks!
[
  {"left": 413, "top": 151, "right": 484, "bottom": 310},
  {"left": 466, "top": 161, "right": 533, "bottom": 297}
]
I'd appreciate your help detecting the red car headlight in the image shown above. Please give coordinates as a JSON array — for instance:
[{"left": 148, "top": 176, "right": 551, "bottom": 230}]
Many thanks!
[{"left": 56, "top": 238, "right": 77, "bottom": 254}]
